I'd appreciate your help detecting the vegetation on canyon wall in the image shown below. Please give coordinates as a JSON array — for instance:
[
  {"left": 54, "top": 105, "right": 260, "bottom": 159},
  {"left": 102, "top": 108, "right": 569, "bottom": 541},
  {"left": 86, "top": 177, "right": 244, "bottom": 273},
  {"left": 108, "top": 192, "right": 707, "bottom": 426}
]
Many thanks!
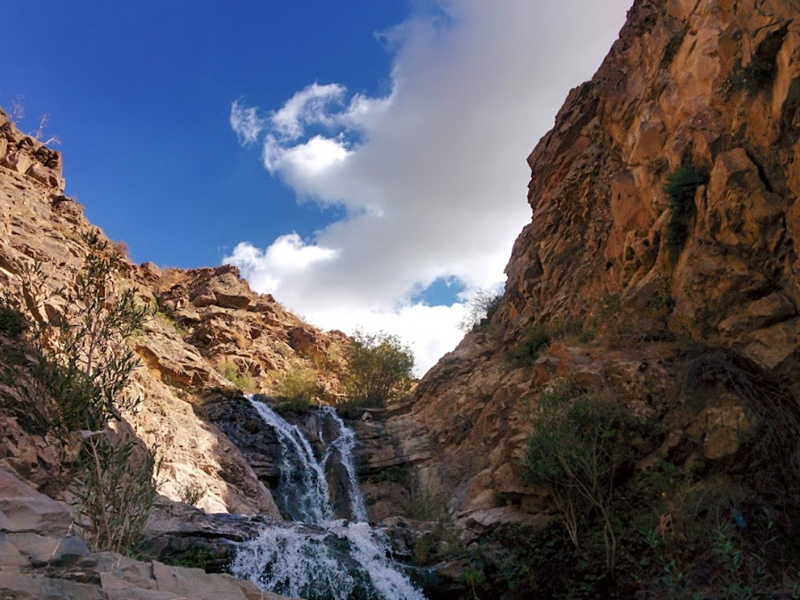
[
  {"left": 343, "top": 330, "right": 414, "bottom": 408},
  {"left": 1, "top": 231, "right": 159, "bottom": 555},
  {"left": 455, "top": 315, "right": 800, "bottom": 599}
]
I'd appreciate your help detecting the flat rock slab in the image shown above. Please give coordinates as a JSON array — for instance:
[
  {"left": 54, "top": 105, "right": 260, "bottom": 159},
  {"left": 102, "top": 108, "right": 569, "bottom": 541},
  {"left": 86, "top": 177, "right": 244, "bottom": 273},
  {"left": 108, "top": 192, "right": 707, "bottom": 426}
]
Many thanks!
[
  {"left": 7, "top": 532, "right": 90, "bottom": 568},
  {"left": 0, "top": 467, "right": 72, "bottom": 537},
  {"left": 0, "top": 573, "right": 105, "bottom": 600},
  {"left": 153, "top": 561, "right": 249, "bottom": 600}
]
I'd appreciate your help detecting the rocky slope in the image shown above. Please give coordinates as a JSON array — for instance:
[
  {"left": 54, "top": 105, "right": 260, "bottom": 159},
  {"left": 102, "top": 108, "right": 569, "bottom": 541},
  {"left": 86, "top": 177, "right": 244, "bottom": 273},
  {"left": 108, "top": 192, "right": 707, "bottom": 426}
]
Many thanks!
[
  {"left": 359, "top": 0, "right": 800, "bottom": 589},
  {"left": 0, "top": 107, "right": 346, "bottom": 517}
]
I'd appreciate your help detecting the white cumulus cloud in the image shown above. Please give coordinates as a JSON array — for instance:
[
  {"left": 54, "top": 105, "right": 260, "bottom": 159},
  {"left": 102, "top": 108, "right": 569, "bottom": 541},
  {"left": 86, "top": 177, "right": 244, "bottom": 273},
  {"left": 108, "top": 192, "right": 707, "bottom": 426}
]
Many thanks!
[{"left": 225, "top": 0, "right": 633, "bottom": 376}]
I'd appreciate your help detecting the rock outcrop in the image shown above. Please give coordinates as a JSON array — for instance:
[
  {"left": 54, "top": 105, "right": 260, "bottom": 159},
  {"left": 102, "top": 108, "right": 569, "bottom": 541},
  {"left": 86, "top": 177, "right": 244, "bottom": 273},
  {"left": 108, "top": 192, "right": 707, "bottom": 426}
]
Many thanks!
[{"left": 502, "top": 0, "right": 800, "bottom": 368}]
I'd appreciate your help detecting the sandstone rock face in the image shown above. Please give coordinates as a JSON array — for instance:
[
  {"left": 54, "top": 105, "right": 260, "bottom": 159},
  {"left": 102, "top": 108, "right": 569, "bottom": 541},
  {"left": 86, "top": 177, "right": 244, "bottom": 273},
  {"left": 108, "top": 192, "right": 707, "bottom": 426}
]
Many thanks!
[
  {"left": 390, "top": 0, "right": 800, "bottom": 539},
  {"left": 501, "top": 0, "right": 800, "bottom": 372},
  {"left": 0, "top": 107, "right": 345, "bottom": 517},
  {"left": 150, "top": 267, "right": 349, "bottom": 399},
  {"left": 0, "top": 121, "right": 64, "bottom": 191}
]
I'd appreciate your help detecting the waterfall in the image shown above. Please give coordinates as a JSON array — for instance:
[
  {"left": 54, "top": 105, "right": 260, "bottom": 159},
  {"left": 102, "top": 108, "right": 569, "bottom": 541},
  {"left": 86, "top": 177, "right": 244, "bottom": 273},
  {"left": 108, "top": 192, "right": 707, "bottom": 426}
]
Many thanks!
[
  {"left": 319, "top": 406, "right": 370, "bottom": 523},
  {"left": 231, "top": 396, "right": 426, "bottom": 600},
  {"left": 248, "top": 399, "right": 332, "bottom": 523}
]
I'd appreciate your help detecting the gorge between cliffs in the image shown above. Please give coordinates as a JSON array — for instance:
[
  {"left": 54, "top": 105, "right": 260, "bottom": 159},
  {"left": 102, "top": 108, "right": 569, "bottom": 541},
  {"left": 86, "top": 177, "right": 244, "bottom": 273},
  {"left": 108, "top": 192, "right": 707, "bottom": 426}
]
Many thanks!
[{"left": 3, "top": 0, "right": 800, "bottom": 598}]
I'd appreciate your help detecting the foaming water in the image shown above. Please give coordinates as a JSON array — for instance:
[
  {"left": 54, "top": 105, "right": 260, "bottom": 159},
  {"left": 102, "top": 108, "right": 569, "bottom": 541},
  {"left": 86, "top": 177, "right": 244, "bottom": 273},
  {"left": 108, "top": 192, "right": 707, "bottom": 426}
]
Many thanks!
[
  {"left": 234, "top": 396, "right": 426, "bottom": 600},
  {"left": 249, "top": 399, "right": 331, "bottom": 523},
  {"left": 230, "top": 521, "right": 425, "bottom": 600},
  {"left": 320, "top": 405, "right": 370, "bottom": 523}
]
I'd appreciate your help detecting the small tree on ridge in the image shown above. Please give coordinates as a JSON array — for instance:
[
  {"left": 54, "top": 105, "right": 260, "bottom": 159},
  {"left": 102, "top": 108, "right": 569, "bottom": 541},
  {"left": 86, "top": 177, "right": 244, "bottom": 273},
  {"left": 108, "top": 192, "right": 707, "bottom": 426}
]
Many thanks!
[{"left": 344, "top": 330, "right": 414, "bottom": 407}]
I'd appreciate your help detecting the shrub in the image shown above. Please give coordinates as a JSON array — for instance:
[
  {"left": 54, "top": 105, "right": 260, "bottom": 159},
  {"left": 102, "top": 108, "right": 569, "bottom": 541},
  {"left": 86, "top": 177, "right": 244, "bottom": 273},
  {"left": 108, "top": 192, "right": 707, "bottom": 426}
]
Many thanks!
[
  {"left": 344, "top": 330, "right": 414, "bottom": 407},
  {"left": 524, "top": 379, "right": 641, "bottom": 572},
  {"left": 401, "top": 488, "right": 440, "bottom": 521},
  {"left": 664, "top": 164, "right": 708, "bottom": 259},
  {"left": 153, "top": 301, "right": 190, "bottom": 338},
  {"left": 0, "top": 302, "right": 28, "bottom": 338},
  {"left": 178, "top": 480, "right": 207, "bottom": 506},
  {"left": 276, "top": 365, "right": 320, "bottom": 409},
  {"left": 549, "top": 319, "right": 596, "bottom": 344},
  {"left": 727, "top": 56, "right": 774, "bottom": 94},
  {"left": 10, "top": 230, "right": 157, "bottom": 554},
  {"left": 9, "top": 233, "right": 149, "bottom": 433},
  {"left": 72, "top": 432, "right": 160, "bottom": 555},
  {"left": 111, "top": 240, "right": 130, "bottom": 260},
  {"left": 506, "top": 324, "right": 551, "bottom": 366},
  {"left": 219, "top": 360, "right": 256, "bottom": 393},
  {"left": 458, "top": 288, "right": 502, "bottom": 333},
  {"left": 462, "top": 561, "right": 487, "bottom": 600}
]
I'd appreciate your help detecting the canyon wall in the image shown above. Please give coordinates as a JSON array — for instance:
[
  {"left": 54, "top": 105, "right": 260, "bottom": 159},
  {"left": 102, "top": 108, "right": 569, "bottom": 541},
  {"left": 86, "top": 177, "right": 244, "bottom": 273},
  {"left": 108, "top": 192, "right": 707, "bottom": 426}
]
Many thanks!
[{"left": 386, "top": 0, "right": 800, "bottom": 540}]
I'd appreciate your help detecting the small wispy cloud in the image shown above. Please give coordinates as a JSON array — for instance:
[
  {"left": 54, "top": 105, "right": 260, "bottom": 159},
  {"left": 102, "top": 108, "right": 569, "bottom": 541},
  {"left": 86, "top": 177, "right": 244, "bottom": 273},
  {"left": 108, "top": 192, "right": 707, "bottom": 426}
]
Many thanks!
[
  {"left": 269, "top": 83, "right": 347, "bottom": 140},
  {"left": 229, "top": 101, "right": 264, "bottom": 145}
]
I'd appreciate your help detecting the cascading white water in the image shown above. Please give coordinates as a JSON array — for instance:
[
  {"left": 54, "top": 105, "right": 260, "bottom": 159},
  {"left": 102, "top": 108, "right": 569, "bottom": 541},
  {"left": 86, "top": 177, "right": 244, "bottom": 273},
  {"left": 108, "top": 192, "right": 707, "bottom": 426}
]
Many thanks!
[
  {"left": 232, "top": 396, "right": 427, "bottom": 600},
  {"left": 249, "top": 398, "right": 332, "bottom": 523},
  {"left": 231, "top": 521, "right": 426, "bottom": 600},
  {"left": 320, "top": 406, "right": 370, "bottom": 523}
]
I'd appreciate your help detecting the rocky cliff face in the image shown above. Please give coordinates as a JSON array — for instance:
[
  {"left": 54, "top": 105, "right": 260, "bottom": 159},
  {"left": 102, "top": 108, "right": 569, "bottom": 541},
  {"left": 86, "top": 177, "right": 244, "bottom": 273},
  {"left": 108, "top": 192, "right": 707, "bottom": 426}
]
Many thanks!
[
  {"left": 385, "top": 0, "right": 800, "bottom": 545},
  {"left": 503, "top": 0, "right": 800, "bottom": 370},
  {"left": 0, "top": 107, "right": 346, "bottom": 518}
]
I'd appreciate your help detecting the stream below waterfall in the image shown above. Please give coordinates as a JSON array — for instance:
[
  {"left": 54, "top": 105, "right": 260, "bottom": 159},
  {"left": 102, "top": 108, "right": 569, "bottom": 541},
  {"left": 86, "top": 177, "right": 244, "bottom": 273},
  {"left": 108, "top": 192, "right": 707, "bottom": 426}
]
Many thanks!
[{"left": 229, "top": 396, "right": 427, "bottom": 600}]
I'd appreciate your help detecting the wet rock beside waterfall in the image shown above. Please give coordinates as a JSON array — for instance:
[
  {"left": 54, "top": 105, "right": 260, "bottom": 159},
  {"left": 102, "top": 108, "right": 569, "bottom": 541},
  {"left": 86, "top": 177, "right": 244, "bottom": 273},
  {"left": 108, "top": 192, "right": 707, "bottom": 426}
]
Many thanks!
[{"left": 202, "top": 393, "right": 283, "bottom": 484}]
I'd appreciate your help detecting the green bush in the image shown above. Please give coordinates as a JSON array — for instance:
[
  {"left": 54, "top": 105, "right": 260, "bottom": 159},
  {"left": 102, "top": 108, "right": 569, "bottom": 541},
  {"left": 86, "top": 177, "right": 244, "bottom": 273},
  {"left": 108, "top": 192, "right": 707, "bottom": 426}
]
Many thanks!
[
  {"left": 73, "top": 433, "right": 160, "bottom": 555},
  {"left": 524, "top": 379, "right": 642, "bottom": 572},
  {"left": 506, "top": 324, "right": 551, "bottom": 366},
  {"left": 344, "top": 331, "right": 414, "bottom": 407},
  {"left": 727, "top": 56, "right": 774, "bottom": 94},
  {"left": 11, "top": 231, "right": 158, "bottom": 554},
  {"left": 549, "top": 319, "right": 596, "bottom": 344},
  {"left": 178, "top": 480, "right": 207, "bottom": 506},
  {"left": 219, "top": 360, "right": 256, "bottom": 393},
  {"left": 0, "top": 302, "right": 28, "bottom": 338},
  {"left": 664, "top": 164, "right": 708, "bottom": 259},
  {"left": 275, "top": 365, "right": 320, "bottom": 410}
]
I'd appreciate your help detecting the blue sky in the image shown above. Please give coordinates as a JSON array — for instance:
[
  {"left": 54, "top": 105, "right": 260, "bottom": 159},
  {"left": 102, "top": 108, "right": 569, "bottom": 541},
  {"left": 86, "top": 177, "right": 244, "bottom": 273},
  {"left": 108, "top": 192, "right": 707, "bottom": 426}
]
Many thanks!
[
  {"left": 0, "top": 1, "right": 405, "bottom": 267},
  {"left": 2, "top": 1, "right": 632, "bottom": 374}
]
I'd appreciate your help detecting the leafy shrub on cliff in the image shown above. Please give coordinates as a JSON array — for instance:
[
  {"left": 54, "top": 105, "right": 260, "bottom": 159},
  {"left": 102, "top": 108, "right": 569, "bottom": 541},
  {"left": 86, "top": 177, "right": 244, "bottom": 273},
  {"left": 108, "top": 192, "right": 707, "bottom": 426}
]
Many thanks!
[
  {"left": 0, "top": 302, "right": 28, "bottom": 338},
  {"left": 178, "top": 480, "right": 207, "bottom": 506},
  {"left": 219, "top": 360, "right": 256, "bottom": 394},
  {"left": 502, "top": 343, "right": 800, "bottom": 598},
  {"left": 664, "top": 164, "right": 708, "bottom": 259},
  {"left": 506, "top": 324, "right": 551, "bottom": 366},
  {"left": 274, "top": 365, "right": 321, "bottom": 413},
  {"left": 10, "top": 230, "right": 158, "bottom": 554},
  {"left": 458, "top": 288, "right": 502, "bottom": 333},
  {"left": 524, "top": 379, "right": 644, "bottom": 572},
  {"left": 9, "top": 232, "right": 149, "bottom": 432},
  {"left": 73, "top": 432, "right": 160, "bottom": 555},
  {"left": 727, "top": 56, "right": 774, "bottom": 94},
  {"left": 344, "top": 330, "right": 414, "bottom": 407}
]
